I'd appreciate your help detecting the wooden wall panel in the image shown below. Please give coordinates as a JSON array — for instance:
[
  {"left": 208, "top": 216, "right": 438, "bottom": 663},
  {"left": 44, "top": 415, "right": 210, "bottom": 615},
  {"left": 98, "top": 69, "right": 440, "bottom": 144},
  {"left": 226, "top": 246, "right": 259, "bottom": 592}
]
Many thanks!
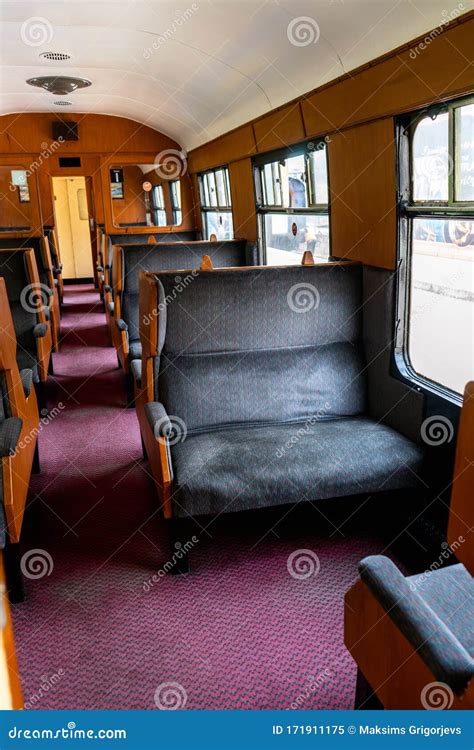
[
  {"left": 328, "top": 118, "right": 397, "bottom": 269},
  {"left": 0, "top": 113, "right": 180, "bottom": 155},
  {"left": 187, "top": 125, "right": 256, "bottom": 173},
  {"left": 301, "top": 20, "right": 474, "bottom": 138},
  {"left": 228, "top": 159, "right": 258, "bottom": 242},
  {"left": 253, "top": 103, "right": 305, "bottom": 153}
]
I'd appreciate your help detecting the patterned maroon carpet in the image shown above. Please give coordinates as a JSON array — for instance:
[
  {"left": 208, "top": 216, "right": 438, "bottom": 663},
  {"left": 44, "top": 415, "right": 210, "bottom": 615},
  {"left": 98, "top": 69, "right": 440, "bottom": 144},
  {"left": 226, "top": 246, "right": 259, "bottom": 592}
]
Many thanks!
[{"left": 11, "top": 284, "right": 386, "bottom": 710}]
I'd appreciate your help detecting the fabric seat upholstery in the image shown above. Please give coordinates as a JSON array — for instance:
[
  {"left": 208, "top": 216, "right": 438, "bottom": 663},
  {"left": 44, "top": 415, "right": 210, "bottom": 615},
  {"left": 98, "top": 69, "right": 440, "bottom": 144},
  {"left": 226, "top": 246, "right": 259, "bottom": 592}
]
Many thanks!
[
  {"left": 145, "top": 264, "right": 426, "bottom": 520},
  {"left": 170, "top": 417, "right": 425, "bottom": 517},
  {"left": 118, "top": 239, "right": 256, "bottom": 364},
  {"left": 359, "top": 556, "right": 474, "bottom": 694}
]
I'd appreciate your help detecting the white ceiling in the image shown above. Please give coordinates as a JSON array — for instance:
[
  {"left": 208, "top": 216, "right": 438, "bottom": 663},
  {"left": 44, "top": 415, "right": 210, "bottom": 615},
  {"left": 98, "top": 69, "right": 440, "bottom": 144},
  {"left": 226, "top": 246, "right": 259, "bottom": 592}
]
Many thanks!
[{"left": 0, "top": 0, "right": 472, "bottom": 150}]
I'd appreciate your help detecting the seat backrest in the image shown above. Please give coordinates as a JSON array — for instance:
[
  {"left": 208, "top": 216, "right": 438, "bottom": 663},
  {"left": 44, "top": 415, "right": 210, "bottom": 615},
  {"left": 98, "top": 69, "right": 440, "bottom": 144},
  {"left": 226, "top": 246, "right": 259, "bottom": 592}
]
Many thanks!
[
  {"left": 150, "top": 262, "right": 366, "bottom": 433},
  {"left": 0, "top": 236, "right": 52, "bottom": 292},
  {"left": 0, "top": 249, "right": 43, "bottom": 355},
  {"left": 105, "top": 231, "right": 198, "bottom": 270},
  {"left": 117, "top": 240, "right": 256, "bottom": 342},
  {"left": 46, "top": 228, "right": 61, "bottom": 269},
  {"left": 448, "top": 381, "right": 474, "bottom": 574}
]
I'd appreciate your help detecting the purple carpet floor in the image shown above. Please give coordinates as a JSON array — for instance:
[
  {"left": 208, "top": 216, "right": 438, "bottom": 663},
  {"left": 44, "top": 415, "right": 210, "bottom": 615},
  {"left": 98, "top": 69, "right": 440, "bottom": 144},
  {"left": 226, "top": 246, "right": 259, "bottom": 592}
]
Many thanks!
[{"left": 11, "top": 284, "right": 386, "bottom": 710}]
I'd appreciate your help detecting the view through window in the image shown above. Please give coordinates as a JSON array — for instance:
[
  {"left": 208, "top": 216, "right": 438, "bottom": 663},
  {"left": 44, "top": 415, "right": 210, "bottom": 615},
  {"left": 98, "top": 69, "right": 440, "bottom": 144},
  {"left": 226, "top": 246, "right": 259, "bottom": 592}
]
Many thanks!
[{"left": 403, "top": 99, "right": 474, "bottom": 395}]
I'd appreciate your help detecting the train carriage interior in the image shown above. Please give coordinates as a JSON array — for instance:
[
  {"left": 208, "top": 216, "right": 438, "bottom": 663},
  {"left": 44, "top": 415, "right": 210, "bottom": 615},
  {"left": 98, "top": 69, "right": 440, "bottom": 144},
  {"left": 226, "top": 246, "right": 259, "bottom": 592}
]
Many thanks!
[{"left": 0, "top": 0, "right": 473, "bottom": 726}]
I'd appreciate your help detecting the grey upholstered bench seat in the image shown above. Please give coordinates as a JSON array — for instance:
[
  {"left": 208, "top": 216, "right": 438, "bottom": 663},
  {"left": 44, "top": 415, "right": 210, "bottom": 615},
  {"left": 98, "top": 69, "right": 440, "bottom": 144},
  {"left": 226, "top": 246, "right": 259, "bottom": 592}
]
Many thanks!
[
  {"left": 359, "top": 556, "right": 474, "bottom": 694},
  {"left": 168, "top": 416, "right": 425, "bottom": 518}
]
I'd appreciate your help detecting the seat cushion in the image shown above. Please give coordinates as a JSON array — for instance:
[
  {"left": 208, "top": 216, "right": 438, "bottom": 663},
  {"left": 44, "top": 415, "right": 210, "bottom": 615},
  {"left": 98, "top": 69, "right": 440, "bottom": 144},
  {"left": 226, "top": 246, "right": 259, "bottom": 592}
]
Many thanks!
[
  {"left": 16, "top": 349, "right": 39, "bottom": 381},
  {"left": 128, "top": 340, "right": 142, "bottom": 360},
  {"left": 409, "top": 564, "right": 474, "bottom": 657},
  {"left": 169, "top": 415, "right": 425, "bottom": 517}
]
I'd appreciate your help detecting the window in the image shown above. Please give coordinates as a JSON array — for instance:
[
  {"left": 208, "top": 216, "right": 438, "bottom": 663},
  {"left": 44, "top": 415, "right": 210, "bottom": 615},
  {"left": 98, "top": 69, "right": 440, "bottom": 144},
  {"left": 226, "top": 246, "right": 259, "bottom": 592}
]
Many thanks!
[
  {"left": 170, "top": 180, "right": 182, "bottom": 225},
  {"left": 198, "top": 166, "right": 234, "bottom": 240},
  {"left": 398, "top": 97, "right": 474, "bottom": 396},
  {"left": 151, "top": 184, "right": 166, "bottom": 226},
  {"left": 254, "top": 140, "right": 330, "bottom": 265}
]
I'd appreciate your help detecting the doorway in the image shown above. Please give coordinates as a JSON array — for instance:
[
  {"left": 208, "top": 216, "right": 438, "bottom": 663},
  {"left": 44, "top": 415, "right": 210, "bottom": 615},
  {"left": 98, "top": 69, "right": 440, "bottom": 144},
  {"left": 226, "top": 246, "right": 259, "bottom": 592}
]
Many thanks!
[{"left": 52, "top": 176, "right": 94, "bottom": 279}]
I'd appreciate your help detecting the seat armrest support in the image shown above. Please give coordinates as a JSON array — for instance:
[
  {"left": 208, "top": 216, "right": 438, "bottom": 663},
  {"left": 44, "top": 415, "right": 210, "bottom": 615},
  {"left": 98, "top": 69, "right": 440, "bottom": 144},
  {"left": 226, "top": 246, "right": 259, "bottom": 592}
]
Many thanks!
[{"left": 359, "top": 556, "right": 474, "bottom": 694}]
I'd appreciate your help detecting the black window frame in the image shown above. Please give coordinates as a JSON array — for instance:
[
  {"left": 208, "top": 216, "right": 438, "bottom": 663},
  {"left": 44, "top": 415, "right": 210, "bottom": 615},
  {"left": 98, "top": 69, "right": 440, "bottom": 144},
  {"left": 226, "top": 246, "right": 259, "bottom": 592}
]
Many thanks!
[
  {"left": 395, "top": 95, "right": 474, "bottom": 404},
  {"left": 198, "top": 165, "right": 233, "bottom": 239},
  {"left": 253, "top": 137, "right": 331, "bottom": 265}
]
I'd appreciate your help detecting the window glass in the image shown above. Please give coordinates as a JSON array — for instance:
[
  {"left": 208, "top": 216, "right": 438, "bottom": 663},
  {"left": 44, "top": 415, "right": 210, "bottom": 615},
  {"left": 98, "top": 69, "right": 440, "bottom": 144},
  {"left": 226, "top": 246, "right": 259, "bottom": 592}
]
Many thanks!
[
  {"left": 455, "top": 103, "right": 474, "bottom": 201},
  {"left": 264, "top": 213, "right": 329, "bottom": 265},
  {"left": 205, "top": 211, "right": 234, "bottom": 240},
  {"left": 409, "top": 217, "right": 474, "bottom": 394},
  {"left": 152, "top": 185, "right": 166, "bottom": 226},
  {"left": 170, "top": 180, "right": 182, "bottom": 224},
  {"left": 401, "top": 98, "right": 474, "bottom": 396},
  {"left": 309, "top": 147, "right": 329, "bottom": 205},
  {"left": 412, "top": 113, "right": 449, "bottom": 202},
  {"left": 256, "top": 140, "right": 330, "bottom": 264},
  {"left": 199, "top": 166, "right": 233, "bottom": 239}
]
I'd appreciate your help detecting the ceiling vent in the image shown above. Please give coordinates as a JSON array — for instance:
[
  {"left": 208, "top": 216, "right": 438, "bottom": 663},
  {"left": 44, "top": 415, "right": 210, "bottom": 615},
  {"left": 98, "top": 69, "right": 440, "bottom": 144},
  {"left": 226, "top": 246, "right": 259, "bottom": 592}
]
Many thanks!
[
  {"left": 40, "top": 52, "right": 72, "bottom": 62},
  {"left": 26, "top": 76, "right": 91, "bottom": 95},
  {"left": 54, "top": 100, "right": 72, "bottom": 106}
]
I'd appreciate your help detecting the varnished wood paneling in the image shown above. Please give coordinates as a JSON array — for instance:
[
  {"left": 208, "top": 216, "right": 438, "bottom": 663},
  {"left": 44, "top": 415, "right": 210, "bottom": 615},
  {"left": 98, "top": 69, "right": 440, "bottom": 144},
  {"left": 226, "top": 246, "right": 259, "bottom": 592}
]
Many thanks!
[
  {"left": 187, "top": 125, "right": 256, "bottom": 173},
  {"left": 228, "top": 159, "right": 258, "bottom": 242},
  {"left": 328, "top": 118, "right": 397, "bottom": 269},
  {"left": 0, "top": 113, "right": 180, "bottom": 155},
  {"left": 448, "top": 381, "right": 474, "bottom": 575},
  {"left": 253, "top": 103, "right": 305, "bottom": 153},
  {"left": 302, "top": 20, "right": 474, "bottom": 138}
]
